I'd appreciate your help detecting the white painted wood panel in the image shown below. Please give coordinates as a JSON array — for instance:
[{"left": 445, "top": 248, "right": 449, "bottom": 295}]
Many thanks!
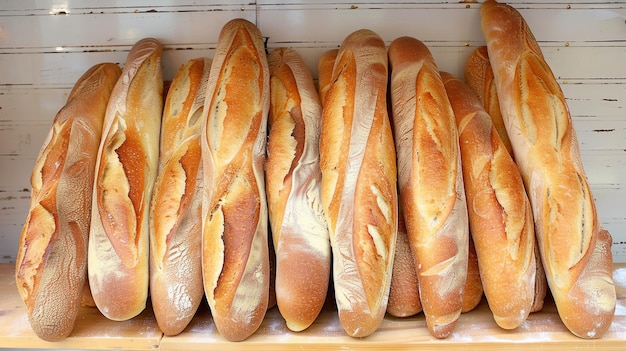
[{"left": 1, "top": 0, "right": 625, "bottom": 263}]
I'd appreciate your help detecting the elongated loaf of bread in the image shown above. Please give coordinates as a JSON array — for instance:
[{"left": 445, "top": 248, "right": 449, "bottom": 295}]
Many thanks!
[
  {"left": 149, "top": 57, "right": 211, "bottom": 336},
  {"left": 480, "top": 0, "right": 616, "bottom": 338},
  {"left": 320, "top": 29, "right": 397, "bottom": 338},
  {"left": 388, "top": 36, "right": 468, "bottom": 339},
  {"left": 441, "top": 71, "right": 537, "bottom": 329},
  {"left": 462, "top": 237, "right": 483, "bottom": 313},
  {"left": 464, "top": 46, "right": 513, "bottom": 157},
  {"left": 317, "top": 48, "right": 338, "bottom": 106},
  {"left": 266, "top": 47, "right": 331, "bottom": 332},
  {"left": 200, "top": 18, "right": 270, "bottom": 342},
  {"left": 14, "top": 63, "right": 120, "bottom": 341},
  {"left": 387, "top": 207, "right": 422, "bottom": 317},
  {"left": 464, "top": 50, "right": 548, "bottom": 313},
  {"left": 88, "top": 38, "right": 164, "bottom": 321}
]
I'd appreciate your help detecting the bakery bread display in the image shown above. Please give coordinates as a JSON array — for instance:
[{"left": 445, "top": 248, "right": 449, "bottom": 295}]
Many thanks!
[
  {"left": 319, "top": 28, "right": 398, "bottom": 338},
  {"left": 480, "top": 0, "right": 616, "bottom": 338},
  {"left": 441, "top": 71, "right": 537, "bottom": 329},
  {"left": 14, "top": 62, "right": 121, "bottom": 341},
  {"left": 88, "top": 38, "right": 164, "bottom": 321},
  {"left": 149, "top": 57, "right": 211, "bottom": 336},
  {"left": 388, "top": 35, "right": 469, "bottom": 339},
  {"left": 266, "top": 47, "right": 331, "bottom": 332},
  {"left": 8, "top": 5, "right": 620, "bottom": 344},
  {"left": 200, "top": 18, "right": 270, "bottom": 342}
]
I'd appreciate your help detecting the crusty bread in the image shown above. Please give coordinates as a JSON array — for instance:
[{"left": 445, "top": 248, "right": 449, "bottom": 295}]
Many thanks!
[
  {"left": 441, "top": 71, "right": 537, "bottom": 329},
  {"left": 149, "top": 57, "right": 211, "bottom": 336},
  {"left": 88, "top": 38, "right": 163, "bottom": 321},
  {"left": 317, "top": 48, "right": 338, "bottom": 106},
  {"left": 200, "top": 18, "right": 270, "bottom": 342},
  {"left": 319, "top": 29, "right": 397, "bottom": 338},
  {"left": 462, "top": 237, "right": 483, "bottom": 313},
  {"left": 15, "top": 62, "right": 121, "bottom": 341},
  {"left": 388, "top": 36, "right": 468, "bottom": 339},
  {"left": 266, "top": 47, "right": 331, "bottom": 332},
  {"left": 464, "top": 46, "right": 514, "bottom": 157},
  {"left": 480, "top": 0, "right": 616, "bottom": 338},
  {"left": 386, "top": 207, "right": 422, "bottom": 317},
  {"left": 464, "top": 48, "right": 548, "bottom": 314}
]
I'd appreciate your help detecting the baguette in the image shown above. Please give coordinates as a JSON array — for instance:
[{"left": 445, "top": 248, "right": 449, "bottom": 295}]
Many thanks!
[
  {"left": 388, "top": 36, "right": 468, "bottom": 338},
  {"left": 386, "top": 207, "right": 422, "bottom": 317},
  {"left": 462, "top": 236, "right": 483, "bottom": 313},
  {"left": 317, "top": 48, "right": 338, "bottom": 106},
  {"left": 88, "top": 38, "right": 164, "bottom": 321},
  {"left": 480, "top": 0, "right": 616, "bottom": 338},
  {"left": 441, "top": 71, "right": 537, "bottom": 329},
  {"left": 149, "top": 57, "right": 211, "bottom": 336},
  {"left": 15, "top": 63, "right": 121, "bottom": 341},
  {"left": 464, "top": 49, "right": 548, "bottom": 313},
  {"left": 200, "top": 18, "right": 270, "bottom": 342},
  {"left": 320, "top": 29, "right": 398, "bottom": 338},
  {"left": 266, "top": 47, "right": 331, "bottom": 332},
  {"left": 464, "top": 46, "right": 513, "bottom": 157}
]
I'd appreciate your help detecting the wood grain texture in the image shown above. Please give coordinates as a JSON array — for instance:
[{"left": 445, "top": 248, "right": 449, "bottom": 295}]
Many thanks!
[{"left": 1, "top": 263, "right": 626, "bottom": 349}]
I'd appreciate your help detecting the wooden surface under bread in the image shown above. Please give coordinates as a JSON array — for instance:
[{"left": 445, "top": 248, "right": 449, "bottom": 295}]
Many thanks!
[{"left": 0, "top": 262, "right": 625, "bottom": 350}]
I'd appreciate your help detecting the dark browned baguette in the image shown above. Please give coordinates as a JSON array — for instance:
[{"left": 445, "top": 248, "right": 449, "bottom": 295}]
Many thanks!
[
  {"left": 319, "top": 29, "right": 398, "bottom": 338},
  {"left": 441, "top": 71, "right": 537, "bottom": 329},
  {"left": 388, "top": 36, "right": 468, "bottom": 339},
  {"left": 15, "top": 62, "right": 121, "bottom": 341},
  {"left": 266, "top": 47, "right": 331, "bottom": 332},
  {"left": 88, "top": 38, "right": 164, "bottom": 321},
  {"left": 480, "top": 0, "right": 616, "bottom": 338},
  {"left": 149, "top": 57, "right": 211, "bottom": 336},
  {"left": 200, "top": 18, "right": 270, "bottom": 342}
]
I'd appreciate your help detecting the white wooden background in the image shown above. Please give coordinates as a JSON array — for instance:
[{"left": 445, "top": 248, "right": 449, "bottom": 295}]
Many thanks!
[{"left": 0, "top": 0, "right": 624, "bottom": 263}]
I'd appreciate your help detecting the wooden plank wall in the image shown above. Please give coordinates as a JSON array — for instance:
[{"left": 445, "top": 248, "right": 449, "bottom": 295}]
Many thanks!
[{"left": 1, "top": 0, "right": 625, "bottom": 262}]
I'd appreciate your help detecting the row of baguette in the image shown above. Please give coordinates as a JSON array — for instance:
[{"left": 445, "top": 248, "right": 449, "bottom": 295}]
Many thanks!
[{"left": 14, "top": 0, "right": 616, "bottom": 343}]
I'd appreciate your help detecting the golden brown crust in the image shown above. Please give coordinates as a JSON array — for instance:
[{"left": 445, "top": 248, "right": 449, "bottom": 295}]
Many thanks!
[
  {"left": 387, "top": 208, "right": 422, "bottom": 317},
  {"left": 462, "top": 237, "right": 483, "bottom": 313},
  {"left": 149, "top": 57, "right": 211, "bottom": 336},
  {"left": 480, "top": 0, "right": 616, "bottom": 338},
  {"left": 388, "top": 36, "right": 468, "bottom": 339},
  {"left": 317, "top": 48, "right": 338, "bottom": 106},
  {"left": 88, "top": 38, "right": 163, "bottom": 321},
  {"left": 441, "top": 71, "right": 536, "bottom": 329},
  {"left": 320, "top": 29, "right": 397, "bottom": 338},
  {"left": 15, "top": 62, "right": 121, "bottom": 341},
  {"left": 464, "top": 46, "right": 514, "bottom": 157},
  {"left": 201, "top": 18, "right": 270, "bottom": 342},
  {"left": 266, "top": 47, "right": 331, "bottom": 332}
]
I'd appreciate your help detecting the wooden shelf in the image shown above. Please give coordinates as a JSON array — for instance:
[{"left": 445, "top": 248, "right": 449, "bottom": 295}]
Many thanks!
[{"left": 1, "top": 263, "right": 625, "bottom": 350}]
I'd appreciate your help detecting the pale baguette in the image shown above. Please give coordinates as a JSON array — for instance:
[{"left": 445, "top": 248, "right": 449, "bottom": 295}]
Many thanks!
[
  {"left": 149, "top": 57, "right": 211, "bottom": 336},
  {"left": 320, "top": 29, "right": 398, "bottom": 338},
  {"left": 200, "top": 18, "right": 270, "bottom": 342},
  {"left": 266, "top": 47, "right": 331, "bottom": 332},
  {"left": 88, "top": 38, "right": 163, "bottom": 321}
]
